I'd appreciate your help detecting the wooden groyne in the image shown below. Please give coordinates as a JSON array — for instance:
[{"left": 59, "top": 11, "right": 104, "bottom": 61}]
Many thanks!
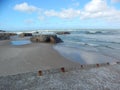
[
  {"left": 38, "top": 61, "right": 120, "bottom": 76},
  {"left": 0, "top": 61, "right": 119, "bottom": 77}
]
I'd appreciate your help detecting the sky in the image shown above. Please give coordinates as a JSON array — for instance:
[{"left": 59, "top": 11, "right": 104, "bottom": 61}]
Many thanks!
[{"left": 0, "top": 0, "right": 120, "bottom": 31}]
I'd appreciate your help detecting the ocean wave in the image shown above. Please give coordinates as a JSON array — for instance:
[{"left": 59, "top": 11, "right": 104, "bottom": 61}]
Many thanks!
[
  {"left": 85, "top": 43, "right": 99, "bottom": 47},
  {"left": 62, "top": 40, "right": 119, "bottom": 50},
  {"left": 72, "top": 30, "right": 119, "bottom": 35},
  {"left": 69, "top": 34, "right": 120, "bottom": 44},
  {"left": 85, "top": 31, "right": 106, "bottom": 34},
  {"left": 95, "top": 39, "right": 120, "bottom": 45},
  {"left": 109, "top": 41, "right": 120, "bottom": 44},
  {"left": 58, "top": 30, "right": 120, "bottom": 51},
  {"left": 63, "top": 40, "right": 99, "bottom": 47}
]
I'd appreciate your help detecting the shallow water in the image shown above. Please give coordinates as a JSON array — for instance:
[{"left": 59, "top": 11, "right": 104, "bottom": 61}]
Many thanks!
[
  {"left": 54, "top": 29, "right": 120, "bottom": 64},
  {"left": 11, "top": 40, "right": 31, "bottom": 46}
]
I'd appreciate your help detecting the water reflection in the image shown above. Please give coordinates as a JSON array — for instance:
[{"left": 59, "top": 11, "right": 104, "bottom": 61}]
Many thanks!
[{"left": 11, "top": 40, "right": 31, "bottom": 46}]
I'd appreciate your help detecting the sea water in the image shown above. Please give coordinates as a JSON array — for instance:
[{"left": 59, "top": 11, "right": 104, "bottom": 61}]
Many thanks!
[
  {"left": 11, "top": 35, "right": 31, "bottom": 46},
  {"left": 11, "top": 40, "right": 31, "bottom": 46},
  {"left": 54, "top": 29, "right": 120, "bottom": 64}
]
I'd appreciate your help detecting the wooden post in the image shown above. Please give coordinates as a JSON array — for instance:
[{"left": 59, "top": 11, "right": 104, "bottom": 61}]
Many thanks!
[
  {"left": 96, "top": 64, "right": 100, "bottom": 67},
  {"left": 81, "top": 65, "right": 84, "bottom": 68},
  {"left": 61, "top": 67, "right": 65, "bottom": 72},
  {"left": 107, "top": 62, "right": 109, "bottom": 65},
  {"left": 38, "top": 70, "right": 42, "bottom": 76}
]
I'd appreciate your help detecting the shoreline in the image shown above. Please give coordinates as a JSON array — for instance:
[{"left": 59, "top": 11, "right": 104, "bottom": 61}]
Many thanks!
[
  {"left": 0, "top": 40, "right": 120, "bottom": 89},
  {"left": 0, "top": 40, "right": 80, "bottom": 76}
]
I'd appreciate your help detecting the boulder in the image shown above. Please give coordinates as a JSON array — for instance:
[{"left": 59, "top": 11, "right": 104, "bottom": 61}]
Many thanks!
[
  {"left": 0, "top": 33, "right": 17, "bottom": 40},
  {"left": 56, "top": 31, "right": 70, "bottom": 35},
  {"left": 30, "top": 34, "right": 63, "bottom": 43},
  {"left": 0, "top": 30, "right": 6, "bottom": 32},
  {"left": 19, "top": 33, "right": 32, "bottom": 37}
]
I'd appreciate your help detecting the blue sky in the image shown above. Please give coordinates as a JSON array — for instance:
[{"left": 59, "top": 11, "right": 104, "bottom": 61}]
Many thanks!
[{"left": 0, "top": 0, "right": 120, "bottom": 31}]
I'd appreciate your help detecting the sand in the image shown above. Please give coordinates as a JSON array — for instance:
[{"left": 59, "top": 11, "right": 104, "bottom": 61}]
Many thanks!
[
  {"left": 0, "top": 40, "right": 120, "bottom": 90},
  {"left": 0, "top": 40, "right": 80, "bottom": 76},
  {"left": 0, "top": 64, "right": 120, "bottom": 90}
]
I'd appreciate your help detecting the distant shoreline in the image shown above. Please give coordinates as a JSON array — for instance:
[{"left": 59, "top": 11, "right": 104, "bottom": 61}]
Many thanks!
[{"left": 2, "top": 28, "right": 120, "bottom": 32}]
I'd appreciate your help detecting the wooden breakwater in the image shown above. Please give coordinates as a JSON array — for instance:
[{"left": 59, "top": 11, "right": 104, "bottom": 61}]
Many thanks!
[
  {"left": 37, "top": 61, "right": 120, "bottom": 76},
  {"left": 0, "top": 61, "right": 119, "bottom": 77}
]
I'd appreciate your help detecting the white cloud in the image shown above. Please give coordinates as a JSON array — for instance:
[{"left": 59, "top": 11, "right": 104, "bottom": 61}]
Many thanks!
[
  {"left": 111, "top": 0, "right": 120, "bottom": 3},
  {"left": 43, "top": 0, "right": 120, "bottom": 22},
  {"left": 14, "top": 2, "right": 37, "bottom": 13},
  {"left": 14, "top": 1, "right": 120, "bottom": 23},
  {"left": 44, "top": 8, "right": 81, "bottom": 19},
  {"left": 80, "top": 0, "right": 120, "bottom": 22},
  {"left": 84, "top": 0, "right": 108, "bottom": 13}
]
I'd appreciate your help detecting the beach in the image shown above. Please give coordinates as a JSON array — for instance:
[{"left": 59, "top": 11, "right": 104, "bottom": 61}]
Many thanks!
[
  {"left": 0, "top": 39, "right": 120, "bottom": 90},
  {"left": 1, "top": 0, "right": 120, "bottom": 89},
  {"left": 0, "top": 63, "right": 120, "bottom": 90},
  {"left": 0, "top": 40, "right": 80, "bottom": 76}
]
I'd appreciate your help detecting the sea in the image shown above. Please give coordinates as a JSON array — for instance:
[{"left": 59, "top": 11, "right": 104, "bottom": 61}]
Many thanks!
[{"left": 53, "top": 29, "right": 120, "bottom": 64}]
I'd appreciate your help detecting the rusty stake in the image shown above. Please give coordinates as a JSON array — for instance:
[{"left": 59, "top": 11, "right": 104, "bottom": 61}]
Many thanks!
[
  {"left": 38, "top": 70, "right": 42, "bottom": 76},
  {"left": 107, "top": 62, "right": 109, "bottom": 65},
  {"left": 96, "top": 64, "right": 100, "bottom": 67},
  {"left": 81, "top": 65, "right": 84, "bottom": 68},
  {"left": 61, "top": 67, "right": 65, "bottom": 72}
]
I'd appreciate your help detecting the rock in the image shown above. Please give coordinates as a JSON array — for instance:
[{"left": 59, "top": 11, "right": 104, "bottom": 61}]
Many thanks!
[
  {"left": 19, "top": 33, "right": 32, "bottom": 37},
  {"left": 56, "top": 31, "right": 70, "bottom": 35},
  {"left": 30, "top": 34, "right": 63, "bottom": 43},
  {"left": 0, "top": 33, "right": 17, "bottom": 40},
  {"left": 0, "top": 30, "right": 6, "bottom": 32},
  {"left": 34, "top": 31, "right": 39, "bottom": 34}
]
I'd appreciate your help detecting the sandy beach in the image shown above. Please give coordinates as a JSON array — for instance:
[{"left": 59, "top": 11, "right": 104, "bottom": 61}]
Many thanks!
[
  {"left": 0, "top": 40, "right": 120, "bottom": 90},
  {"left": 0, "top": 40, "right": 80, "bottom": 76},
  {"left": 0, "top": 63, "right": 119, "bottom": 90}
]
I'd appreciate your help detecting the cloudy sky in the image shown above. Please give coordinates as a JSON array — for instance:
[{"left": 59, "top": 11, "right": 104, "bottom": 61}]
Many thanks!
[{"left": 0, "top": 0, "right": 120, "bottom": 31}]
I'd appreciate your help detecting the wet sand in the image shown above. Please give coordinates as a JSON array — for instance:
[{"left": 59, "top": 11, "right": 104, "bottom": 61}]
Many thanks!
[
  {"left": 0, "top": 40, "right": 120, "bottom": 90},
  {"left": 0, "top": 40, "right": 80, "bottom": 76}
]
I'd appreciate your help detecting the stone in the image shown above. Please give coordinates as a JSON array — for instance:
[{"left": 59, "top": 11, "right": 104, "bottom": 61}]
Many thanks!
[
  {"left": 56, "top": 31, "right": 70, "bottom": 35},
  {"left": 0, "top": 33, "right": 17, "bottom": 40},
  {"left": 19, "top": 33, "right": 32, "bottom": 37},
  {"left": 30, "top": 34, "right": 63, "bottom": 43},
  {"left": 0, "top": 30, "right": 6, "bottom": 32}
]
